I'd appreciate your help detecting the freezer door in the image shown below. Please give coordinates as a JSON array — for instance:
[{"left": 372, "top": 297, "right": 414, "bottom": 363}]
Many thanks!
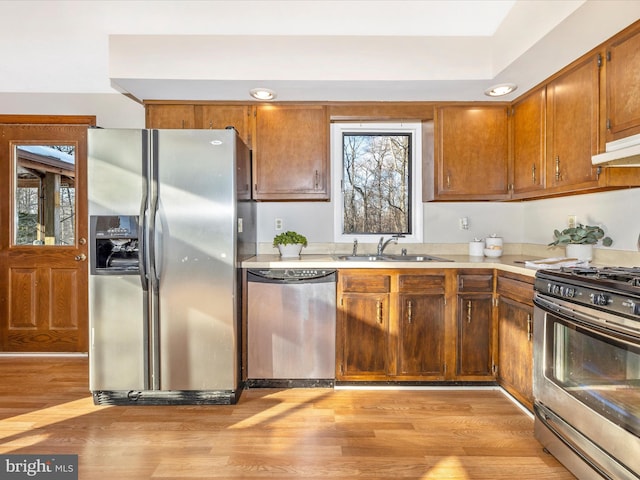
[
  {"left": 153, "top": 129, "right": 238, "bottom": 391},
  {"left": 88, "top": 129, "right": 148, "bottom": 391}
]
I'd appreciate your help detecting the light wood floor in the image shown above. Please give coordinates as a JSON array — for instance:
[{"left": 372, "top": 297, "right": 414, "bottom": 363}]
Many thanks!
[{"left": 0, "top": 356, "right": 574, "bottom": 479}]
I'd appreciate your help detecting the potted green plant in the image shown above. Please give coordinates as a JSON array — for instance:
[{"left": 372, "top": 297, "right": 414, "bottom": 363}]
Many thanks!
[
  {"left": 273, "top": 230, "right": 308, "bottom": 257},
  {"left": 548, "top": 224, "right": 613, "bottom": 261}
]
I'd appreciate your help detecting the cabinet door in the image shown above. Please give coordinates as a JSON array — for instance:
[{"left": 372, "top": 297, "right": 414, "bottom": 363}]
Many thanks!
[
  {"left": 498, "top": 297, "right": 533, "bottom": 409},
  {"left": 146, "top": 105, "right": 196, "bottom": 129},
  {"left": 512, "top": 88, "right": 546, "bottom": 196},
  {"left": 254, "top": 105, "right": 329, "bottom": 200},
  {"left": 337, "top": 293, "right": 389, "bottom": 379},
  {"left": 606, "top": 25, "right": 640, "bottom": 141},
  {"left": 397, "top": 293, "right": 446, "bottom": 377},
  {"left": 546, "top": 54, "right": 601, "bottom": 190},
  {"left": 198, "top": 105, "right": 253, "bottom": 148},
  {"left": 432, "top": 106, "right": 509, "bottom": 200},
  {"left": 456, "top": 294, "right": 493, "bottom": 377}
]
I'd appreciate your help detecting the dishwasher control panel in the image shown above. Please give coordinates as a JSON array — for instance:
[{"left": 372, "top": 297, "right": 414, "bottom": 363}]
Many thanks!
[{"left": 247, "top": 268, "right": 336, "bottom": 282}]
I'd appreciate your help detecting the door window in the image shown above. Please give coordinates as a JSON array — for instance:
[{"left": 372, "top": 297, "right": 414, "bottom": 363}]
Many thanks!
[{"left": 13, "top": 143, "right": 76, "bottom": 246}]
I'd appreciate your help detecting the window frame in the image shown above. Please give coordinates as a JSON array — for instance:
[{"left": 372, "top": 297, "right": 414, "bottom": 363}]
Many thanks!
[{"left": 331, "top": 121, "right": 423, "bottom": 244}]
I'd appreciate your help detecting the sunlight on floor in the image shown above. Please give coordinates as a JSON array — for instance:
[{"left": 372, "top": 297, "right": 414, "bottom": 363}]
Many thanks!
[
  {"left": 0, "top": 397, "right": 96, "bottom": 447},
  {"left": 422, "top": 456, "right": 469, "bottom": 479}
]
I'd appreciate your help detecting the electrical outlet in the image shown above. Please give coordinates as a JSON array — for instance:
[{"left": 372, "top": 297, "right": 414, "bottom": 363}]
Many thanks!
[
  {"left": 568, "top": 215, "right": 577, "bottom": 228},
  {"left": 275, "top": 218, "right": 283, "bottom": 231},
  {"left": 459, "top": 217, "right": 469, "bottom": 230}
]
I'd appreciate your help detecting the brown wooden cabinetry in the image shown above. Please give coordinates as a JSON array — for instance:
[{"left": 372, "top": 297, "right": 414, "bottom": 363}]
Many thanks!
[
  {"left": 455, "top": 271, "right": 495, "bottom": 379},
  {"left": 396, "top": 273, "right": 447, "bottom": 378},
  {"left": 546, "top": 54, "right": 602, "bottom": 192},
  {"left": 197, "top": 105, "right": 254, "bottom": 148},
  {"left": 605, "top": 22, "right": 640, "bottom": 142},
  {"left": 254, "top": 105, "right": 329, "bottom": 200},
  {"left": 496, "top": 271, "right": 534, "bottom": 411},
  {"left": 336, "top": 271, "right": 391, "bottom": 380},
  {"left": 430, "top": 105, "right": 509, "bottom": 201},
  {"left": 336, "top": 269, "right": 449, "bottom": 381},
  {"left": 146, "top": 104, "right": 196, "bottom": 129},
  {"left": 511, "top": 87, "right": 546, "bottom": 197}
]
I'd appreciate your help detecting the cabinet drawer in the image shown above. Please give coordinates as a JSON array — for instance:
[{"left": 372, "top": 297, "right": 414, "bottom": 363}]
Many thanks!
[
  {"left": 398, "top": 274, "right": 445, "bottom": 293},
  {"left": 458, "top": 273, "right": 493, "bottom": 292},
  {"left": 497, "top": 276, "right": 534, "bottom": 306},
  {"left": 340, "top": 274, "right": 391, "bottom": 293}
]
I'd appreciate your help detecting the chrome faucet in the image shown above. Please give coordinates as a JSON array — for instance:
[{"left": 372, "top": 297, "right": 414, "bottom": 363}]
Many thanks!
[{"left": 377, "top": 235, "right": 400, "bottom": 255}]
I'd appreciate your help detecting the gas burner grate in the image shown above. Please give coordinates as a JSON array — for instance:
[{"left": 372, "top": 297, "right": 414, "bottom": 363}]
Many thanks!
[{"left": 559, "top": 266, "right": 640, "bottom": 289}]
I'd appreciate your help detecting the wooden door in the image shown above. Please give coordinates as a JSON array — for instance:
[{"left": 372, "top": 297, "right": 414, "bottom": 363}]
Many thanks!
[
  {"left": 606, "top": 23, "right": 640, "bottom": 141},
  {"left": 456, "top": 293, "right": 493, "bottom": 378},
  {"left": 198, "top": 105, "right": 254, "bottom": 148},
  {"left": 254, "top": 105, "right": 329, "bottom": 200},
  {"left": 432, "top": 105, "right": 509, "bottom": 200},
  {"left": 511, "top": 87, "right": 546, "bottom": 197},
  {"left": 397, "top": 292, "right": 445, "bottom": 377},
  {"left": 145, "top": 104, "right": 196, "bottom": 129},
  {"left": 0, "top": 116, "right": 94, "bottom": 352},
  {"left": 546, "top": 54, "right": 601, "bottom": 190},
  {"left": 498, "top": 297, "right": 534, "bottom": 409}
]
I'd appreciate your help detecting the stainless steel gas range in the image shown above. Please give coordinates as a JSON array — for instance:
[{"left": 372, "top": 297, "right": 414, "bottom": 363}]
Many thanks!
[{"left": 533, "top": 267, "right": 640, "bottom": 480}]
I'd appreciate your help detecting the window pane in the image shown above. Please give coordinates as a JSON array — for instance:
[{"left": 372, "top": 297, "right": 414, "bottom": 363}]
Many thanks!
[
  {"left": 14, "top": 144, "right": 76, "bottom": 246},
  {"left": 342, "top": 133, "right": 411, "bottom": 234}
]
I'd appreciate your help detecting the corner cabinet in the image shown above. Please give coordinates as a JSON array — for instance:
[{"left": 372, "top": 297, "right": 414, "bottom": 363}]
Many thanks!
[
  {"left": 455, "top": 271, "right": 496, "bottom": 380},
  {"left": 253, "top": 105, "right": 329, "bottom": 201},
  {"left": 428, "top": 105, "right": 509, "bottom": 201},
  {"left": 496, "top": 271, "right": 534, "bottom": 411},
  {"left": 336, "top": 269, "right": 450, "bottom": 382}
]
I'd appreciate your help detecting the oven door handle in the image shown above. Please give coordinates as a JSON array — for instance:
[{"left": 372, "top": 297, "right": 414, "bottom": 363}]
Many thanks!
[{"left": 534, "top": 293, "right": 640, "bottom": 345}]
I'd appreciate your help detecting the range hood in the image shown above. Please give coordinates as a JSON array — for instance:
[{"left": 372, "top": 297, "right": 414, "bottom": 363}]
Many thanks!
[{"left": 592, "top": 133, "right": 640, "bottom": 167}]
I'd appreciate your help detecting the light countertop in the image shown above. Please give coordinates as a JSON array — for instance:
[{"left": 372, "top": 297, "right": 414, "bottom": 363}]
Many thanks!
[{"left": 242, "top": 254, "right": 545, "bottom": 277}]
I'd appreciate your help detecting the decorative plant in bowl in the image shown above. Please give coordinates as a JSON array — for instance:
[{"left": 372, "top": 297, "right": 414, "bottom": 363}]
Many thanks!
[
  {"left": 548, "top": 224, "right": 613, "bottom": 261},
  {"left": 273, "top": 231, "right": 308, "bottom": 258}
]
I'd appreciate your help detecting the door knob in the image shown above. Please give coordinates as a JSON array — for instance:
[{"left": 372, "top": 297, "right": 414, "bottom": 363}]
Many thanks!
[
  {"left": 75, "top": 253, "right": 87, "bottom": 261},
  {"left": 78, "top": 237, "right": 87, "bottom": 245}
]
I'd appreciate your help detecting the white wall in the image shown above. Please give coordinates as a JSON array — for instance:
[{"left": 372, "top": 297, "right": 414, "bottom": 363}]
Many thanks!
[{"left": 0, "top": 93, "right": 145, "bottom": 128}]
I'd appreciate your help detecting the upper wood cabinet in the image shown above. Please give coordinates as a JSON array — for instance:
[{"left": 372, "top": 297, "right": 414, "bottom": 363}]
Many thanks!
[
  {"left": 511, "top": 88, "right": 546, "bottom": 197},
  {"left": 253, "top": 105, "right": 329, "bottom": 201},
  {"left": 146, "top": 104, "right": 196, "bottom": 129},
  {"left": 197, "top": 105, "right": 254, "bottom": 149},
  {"left": 605, "top": 22, "right": 640, "bottom": 142},
  {"left": 545, "top": 53, "right": 602, "bottom": 192},
  {"left": 429, "top": 105, "right": 509, "bottom": 201}
]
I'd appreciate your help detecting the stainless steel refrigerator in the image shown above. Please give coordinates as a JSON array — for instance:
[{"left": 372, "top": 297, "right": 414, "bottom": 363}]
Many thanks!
[{"left": 87, "top": 128, "right": 255, "bottom": 405}]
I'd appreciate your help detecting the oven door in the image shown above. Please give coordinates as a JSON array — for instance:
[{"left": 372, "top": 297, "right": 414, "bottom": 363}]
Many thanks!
[{"left": 533, "top": 293, "right": 640, "bottom": 480}]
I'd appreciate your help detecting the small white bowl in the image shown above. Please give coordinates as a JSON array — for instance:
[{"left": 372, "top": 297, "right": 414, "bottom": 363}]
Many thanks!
[{"left": 483, "top": 248, "right": 502, "bottom": 258}]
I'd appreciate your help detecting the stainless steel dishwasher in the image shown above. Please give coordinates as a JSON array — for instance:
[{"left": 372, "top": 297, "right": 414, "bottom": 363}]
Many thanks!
[{"left": 247, "top": 268, "right": 336, "bottom": 385}]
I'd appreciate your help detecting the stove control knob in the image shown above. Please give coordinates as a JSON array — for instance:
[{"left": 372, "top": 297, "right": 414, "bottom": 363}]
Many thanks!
[
  {"left": 590, "top": 293, "right": 610, "bottom": 306},
  {"left": 622, "top": 300, "right": 639, "bottom": 316}
]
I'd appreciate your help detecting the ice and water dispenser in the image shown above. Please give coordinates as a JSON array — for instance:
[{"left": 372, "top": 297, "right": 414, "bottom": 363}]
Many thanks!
[{"left": 90, "top": 215, "right": 140, "bottom": 275}]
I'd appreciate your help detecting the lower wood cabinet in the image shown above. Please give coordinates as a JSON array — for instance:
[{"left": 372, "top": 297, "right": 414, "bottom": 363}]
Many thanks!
[
  {"left": 337, "top": 268, "right": 499, "bottom": 383},
  {"left": 496, "top": 271, "right": 535, "bottom": 410},
  {"left": 456, "top": 271, "right": 496, "bottom": 379}
]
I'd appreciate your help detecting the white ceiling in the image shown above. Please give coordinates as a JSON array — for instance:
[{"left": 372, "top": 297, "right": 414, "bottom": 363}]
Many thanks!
[{"left": 1, "top": 0, "right": 639, "bottom": 102}]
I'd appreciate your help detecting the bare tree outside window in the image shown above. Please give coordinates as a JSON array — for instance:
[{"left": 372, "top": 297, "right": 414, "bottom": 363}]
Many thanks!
[{"left": 342, "top": 133, "right": 411, "bottom": 234}]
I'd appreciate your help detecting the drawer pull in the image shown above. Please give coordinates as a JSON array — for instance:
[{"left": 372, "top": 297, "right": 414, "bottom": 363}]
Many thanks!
[
  {"left": 407, "top": 300, "right": 413, "bottom": 324},
  {"left": 467, "top": 300, "right": 472, "bottom": 323},
  {"left": 376, "top": 300, "right": 383, "bottom": 324}
]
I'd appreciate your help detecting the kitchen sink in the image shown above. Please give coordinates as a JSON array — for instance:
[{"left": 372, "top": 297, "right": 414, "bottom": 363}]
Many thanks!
[
  {"left": 335, "top": 254, "right": 453, "bottom": 262},
  {"left": 336, "top": 255, "right": 389, "bottom": 262},
  {"left": 383, "top": 254, "right": 453, "bottom": 262}
]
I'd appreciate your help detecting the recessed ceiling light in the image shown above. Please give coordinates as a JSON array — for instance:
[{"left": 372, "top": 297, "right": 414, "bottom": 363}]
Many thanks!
[
  {"left": 484, "top": 83, "right": 517, "bottom": 97},
  {"left": 249, "top": 88, "right": 277, "bottom": 100}
]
